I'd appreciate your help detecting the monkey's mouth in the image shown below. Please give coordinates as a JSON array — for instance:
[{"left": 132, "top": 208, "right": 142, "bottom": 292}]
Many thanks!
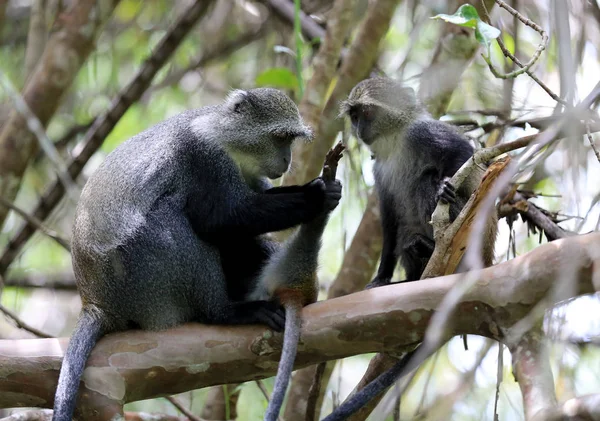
[{"left": 267, "top": 170, "right": 285, "bottom": 180}]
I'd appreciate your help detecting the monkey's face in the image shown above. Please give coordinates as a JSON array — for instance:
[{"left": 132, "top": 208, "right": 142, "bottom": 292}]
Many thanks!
[
  {"left": 346, "top": 104, "right": 380, "bottom": 145},
  {"left": 260, "top": 133, "right": 295, "bottom": 179},
  {"left": 223, "top": 88, "right": 313, "bottom": 179}
]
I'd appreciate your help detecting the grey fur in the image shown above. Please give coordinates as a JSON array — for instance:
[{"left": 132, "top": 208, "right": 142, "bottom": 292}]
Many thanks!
[{"left": 54, "top": 88, "right": 329, "bottom": 421}]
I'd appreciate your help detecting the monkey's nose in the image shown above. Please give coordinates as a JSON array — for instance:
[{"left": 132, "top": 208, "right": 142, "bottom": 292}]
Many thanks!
[{"left": 283, "top": 157, "right": 290, "bottom": 166}]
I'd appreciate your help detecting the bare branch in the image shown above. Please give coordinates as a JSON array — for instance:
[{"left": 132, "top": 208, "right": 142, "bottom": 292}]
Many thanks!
[
  {"left": 0, "top": 410, "right": 189, "bottom": 421},
  {"left": 264, "top": 0, "right": 325, "bottom": 40},
  {"left": 0, "top": 0, "right": 121, "bottom": 232},
  {"left": 510, "top": 330, "right": 557, "bottom": 420},
  {"left": 0, "top": 196, "right": 70, "bottom": 251},
  {"left": 0, "top": 232, "right": 597, "bottom": 416},
  {"left": 0, "top": 71, "right": 79, "bottom": 202},
  {"left": 0, "top": 303, "right": 53, "bottom": 338},
  {"left": 481, "top": 0, "right": 552, "bottom": 88},
  {"left": 531, "top": 394, "right": 600, "bottom": 421},
  {"left": 498, "top": 191, "right": 574, "bottom": 241},
  {"left": 4, "top": 272, "right": 76, "bottom": 290},
  {"left": 23, "top": 0, "right": 48, "bottom": 81},
  {"left": 166, "top": 396, "right": 202, "bottom": 421}
]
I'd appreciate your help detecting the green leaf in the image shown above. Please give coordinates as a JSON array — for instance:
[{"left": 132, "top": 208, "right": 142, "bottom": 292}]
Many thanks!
[
  {"left": 431, "top": 4, "right": 480, "bottom": 28},
  {"left": 255, "top": 67, "right": 299, "bottom": 91},
  {"left": 431, "top": 4, "right": 501, "bottom": 56},
  {"left": 476, "top": 20, "right": 501, "bottom": 55}
]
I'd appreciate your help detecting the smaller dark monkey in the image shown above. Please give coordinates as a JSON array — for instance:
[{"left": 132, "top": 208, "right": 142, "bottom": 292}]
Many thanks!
[
  {"left": 340, "top": 77, "right": 496, "bottom": 288},
  {"left": 320, "top": 77, "right": 498, "bottom": 421}
]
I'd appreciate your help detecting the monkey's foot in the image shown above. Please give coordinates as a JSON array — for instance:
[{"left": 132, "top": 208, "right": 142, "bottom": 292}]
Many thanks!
[
  {"left": 248, "top": 301, "right": 286, "bottom": 332},
  {"left": 365, "top": 276, "right": 392, "bottom": 290},
  {"left": 436, "top": 178, "right": 457, "bottom": 204}
]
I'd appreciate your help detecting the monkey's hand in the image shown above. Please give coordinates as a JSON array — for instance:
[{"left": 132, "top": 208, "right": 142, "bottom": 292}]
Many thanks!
[
  {"left": 436, "top": 177, "right": 457, "bottom": 204},
  {"left": 322, "top": 178, "right": 342, "bottom": 212},
  {"left": 303, "top": 178, "right": 342, "bottom": 219},
  {"left": 365, "top": 276, "right": 392, "bottom": 289}
]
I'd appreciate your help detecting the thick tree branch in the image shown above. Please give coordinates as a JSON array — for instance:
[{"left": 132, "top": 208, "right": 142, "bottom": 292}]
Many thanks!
[
  {"left": 0, "top": 0, "right": 121, "bottom": 232},
  {"left": 284, "top": 0, "right": 401, "bottom": 187},
  {"left": 0, "top": 233, "right": 597, "bottom": 418},
  {"left": 531, "top": 394, "right": 600, "bottom": 421},
  {"left": 510, "top": 329, "right": 557, "bottom": 420}
]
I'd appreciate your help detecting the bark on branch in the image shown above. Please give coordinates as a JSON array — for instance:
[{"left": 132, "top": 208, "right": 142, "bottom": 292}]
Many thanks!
[
  {"left": 0, "top": 0, "right": 121, "bottom": 231},
  {"left": 0, "top": 233, "right": 598, "bottom": 419}
]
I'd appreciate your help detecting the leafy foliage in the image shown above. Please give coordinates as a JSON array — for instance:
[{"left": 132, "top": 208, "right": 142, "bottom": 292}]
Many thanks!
[{"left": 431, "top": 4, "right": 501, "bottom": 57}]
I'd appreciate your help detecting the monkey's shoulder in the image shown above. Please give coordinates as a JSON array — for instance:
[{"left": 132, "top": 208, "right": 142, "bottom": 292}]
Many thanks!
[{"left": 405, "top": 119, "right": 473, "bottom": 156}]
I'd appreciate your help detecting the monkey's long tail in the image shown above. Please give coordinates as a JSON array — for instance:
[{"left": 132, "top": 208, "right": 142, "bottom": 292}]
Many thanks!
[
  {"left": 264, "top": 301, "right": 302, "bottom": 421},
  {"left": 321, "top": 346, "right": 420, "bottom": 421},
  {"left": 52, "top": 308, "right": 104, "bottom": 421}
]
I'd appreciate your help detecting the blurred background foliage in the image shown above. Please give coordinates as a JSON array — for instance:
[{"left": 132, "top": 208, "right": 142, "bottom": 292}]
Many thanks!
[{"left": 1, "top": 0, "right": 600, "bottom": 420}]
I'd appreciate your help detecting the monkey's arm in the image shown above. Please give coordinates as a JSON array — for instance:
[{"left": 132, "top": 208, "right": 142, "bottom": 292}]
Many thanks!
[{"left": 187, "top": 179, "right": 328, "bottom": 238}]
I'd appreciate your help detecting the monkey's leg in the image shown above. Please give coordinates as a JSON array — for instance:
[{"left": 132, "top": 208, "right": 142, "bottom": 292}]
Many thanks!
[
  {"left": 403, "top": 234, "right": 435, "bottom": 261},
  {"left": 117, "top": 198, "right": 285, "bottom": 332},
  {"left": 365, "top": 190, "right": 399, "bottom": 290}
]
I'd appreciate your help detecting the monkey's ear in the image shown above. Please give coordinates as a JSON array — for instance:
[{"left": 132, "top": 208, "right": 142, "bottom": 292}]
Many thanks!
[
  {"left": 338, "top": 100, "right": 352, "bottom": 118},
  {"left": 226, "top": 90, "right": 250, "bottom": 113}
]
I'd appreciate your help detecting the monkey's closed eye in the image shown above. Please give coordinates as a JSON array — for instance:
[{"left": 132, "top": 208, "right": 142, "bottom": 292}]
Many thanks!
[{"left": 274, "top": 134, "right": 295, "bottom": 144}]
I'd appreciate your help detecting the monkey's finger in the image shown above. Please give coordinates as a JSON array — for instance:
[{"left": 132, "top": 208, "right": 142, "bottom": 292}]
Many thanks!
[{"left": 256, "top": 309, "right": 285, "bottom": 332}]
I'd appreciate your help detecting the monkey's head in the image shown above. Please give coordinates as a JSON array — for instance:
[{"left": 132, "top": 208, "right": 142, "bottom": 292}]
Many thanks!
[
  {"left": 220, "top": 88, "right": 313, "bottom": 179},
  {"left": 340, "top": 77, "right": 425, "bottom": 148}
]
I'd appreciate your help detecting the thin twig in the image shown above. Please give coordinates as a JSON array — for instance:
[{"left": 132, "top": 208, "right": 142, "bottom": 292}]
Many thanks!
[
  {"left": 305, "top": 362, "right": 327, "bottom": 421},
  {"left": 166, "top": 396, "right": 203, "bottom": 421},
  {"left": 585, "top": 120, "right": 600, "bottom": 163},
  {"left": 493, "top": 344, "right": 503, "bottom": 421},
  {"left": 0, "top": 71, "right": 79, "bottom": 202},
  {"left": 149, "top": 23, "right": 266, "bottom": 93},
  {"left": 255, "top": 379, "right": 271, "bottom": 403},
  {"left": 0, "top": 196, "right": 70, "bottom": 251},
  {"left": 265, "top": 0, "right": 325, "bottom": 40},
  {"left": 413, "top": 350, "right": 440, "bottom": 415},
  {"left": 480, "top": 0, "right": 564, "bottom": 105},
  {"left": 0, "top": 303, "right": 53, "bottom": 338}
]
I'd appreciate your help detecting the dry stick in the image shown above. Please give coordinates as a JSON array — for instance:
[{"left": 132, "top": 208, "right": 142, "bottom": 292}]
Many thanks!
[
  {"left": 585, "top": 120, "right": 600, "bottom": 163},
  {"left": 401, "top": 81, "right": 600, "bottom": 403},
  {"left": 0, "top": 303, "right": 53, "bottom": 338},
  {"left": 0, "top": 72, "right": 79, "bottom": 202},
  {"left": 0, "top": 197, "right": 70, "bottom": 251},
  {"left": 0, "top": 0, "right": 215, "bottom": 276},
  {"left": 498, "top": 191, "right": 573, "bottom": 241},
  {"left": 255, "top": 379, "right": 272, "bottom": 403},
  {"left": 166, "top": 396, "right": 203, "bottom": 421},
  {"left": 305, "top": 361, "right": 327, "bottom": 421}
]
